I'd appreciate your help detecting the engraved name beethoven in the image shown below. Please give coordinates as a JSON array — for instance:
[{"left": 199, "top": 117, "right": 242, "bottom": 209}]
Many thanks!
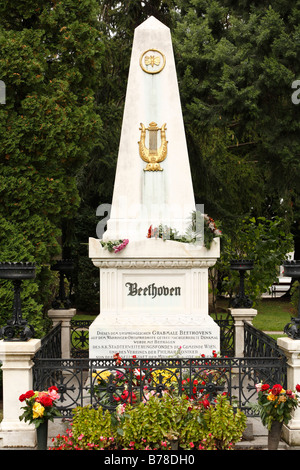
[{"left": 125, "top": 282, "right": 181, "bottom": 299}]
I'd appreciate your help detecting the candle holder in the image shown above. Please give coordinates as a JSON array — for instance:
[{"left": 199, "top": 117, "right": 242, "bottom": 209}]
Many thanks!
[
  {"left": 283, "top": 260, "right": 300, "bottom": 339},
  {"left": 0, "top": 262, "right": 35, "bottom": 341},
  {"left": 230, "top": 260, "right": 254, "bottom": 308},
  {"left": 51, "top": 259, "right": 74, "bottom": 309}
]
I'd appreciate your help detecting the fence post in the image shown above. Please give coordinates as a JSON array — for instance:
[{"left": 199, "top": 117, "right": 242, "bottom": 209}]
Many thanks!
[
  {"left": 47, "top": 308, "right": 76, "bottom": 358},
  {"left": 0, "top": 339, "right": 41, "bottom": 448},
  {"left": 229, "top": 308, "right": 257, "bottom": 357},
  {"left": 277, "top": 337, "right": 300, "bottom": 446}
]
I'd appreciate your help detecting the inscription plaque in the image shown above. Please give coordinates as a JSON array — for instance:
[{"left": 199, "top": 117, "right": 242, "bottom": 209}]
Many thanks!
[{"left": 89, "top": 324, "right": 220, "bottom": 359}]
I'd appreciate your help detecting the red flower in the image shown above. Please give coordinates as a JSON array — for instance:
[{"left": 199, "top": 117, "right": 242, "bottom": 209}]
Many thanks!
[
  {"left": 202, "top": 399, "right": 210, "bottom": 409},
  {"left": 271, "top": 384, "right": 283, "bottom": 396},
  {"left": 261, "top": 384, "right": 270, "bottom": 392},
  {"left": 19, "top": 390, "right": 35, "bottom": 401},
  {"left": 38, "top": 395, "right": 54, "bottom": 407},
  {"left": 147, "top": 226, "right": 152, "bottom": 238},
  {"left": 48, "top": 386, "right": 58, "bottom": 393},
  {"left": 120, "top": 390, "right": 137, "bottom": 404},
  {"left": 113, "top": 353, "right": 122, "bottom": 365},
  {"left": 296, "top": 384, "right": 300, "bottom": 393}
]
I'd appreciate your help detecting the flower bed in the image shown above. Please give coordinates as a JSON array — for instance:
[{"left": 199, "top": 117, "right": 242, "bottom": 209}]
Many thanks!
[{"left": 50, "top": 393, "right": 246, "bottom": 451}]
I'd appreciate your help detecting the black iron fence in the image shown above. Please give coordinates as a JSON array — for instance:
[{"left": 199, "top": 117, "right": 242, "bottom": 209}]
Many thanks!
[
  {"left": 244, "top": 321, "right": 285, "bottom": 361},
  {"left": 32, "top": 316, "right": 287, "bottom": 419},
  {"left": 33, "top": 355, "right": 287, "bottom": 418}
]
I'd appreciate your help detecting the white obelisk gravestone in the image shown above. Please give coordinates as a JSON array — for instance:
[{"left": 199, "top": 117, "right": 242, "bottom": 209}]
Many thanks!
[{"left": 89, "top": 16, "right": 220, "bottom": 358}]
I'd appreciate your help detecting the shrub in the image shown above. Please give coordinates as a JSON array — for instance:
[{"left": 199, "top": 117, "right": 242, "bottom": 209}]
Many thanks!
[
  {"left": 51, "top": 393, "right": 247, "bottom": 450},
  {"left": 119, "top": 392, "right": 196, "bottom": 450},
  {"left": 202, "top": 394, "right": 247, "bottom": 450},
  {"left": 51, "top": 406, "right": 118, "bottom": 450}
]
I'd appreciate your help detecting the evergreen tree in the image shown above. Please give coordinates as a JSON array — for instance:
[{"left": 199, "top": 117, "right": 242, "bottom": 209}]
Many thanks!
[
  {"left": 0, "top": 0, "right": 103, "bottom": 334},
  {"left": 173, "top": 1, "right": 300, "bottom": 237}
]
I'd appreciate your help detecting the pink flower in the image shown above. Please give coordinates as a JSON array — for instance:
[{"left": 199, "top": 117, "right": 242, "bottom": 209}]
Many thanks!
[
  {"left": 48, "top": 389, "right": 59, "bottom": 400},
  {"left": 113, "top": 239, "right": 129, "bottom": 253},
  {"left": 189, "top": 442, "right": 195, "bottom": 448},
  {"left": 78, "top": 434, "right": 84, "bottom": 441},
  {"left": 161, "top": 441, "right": 167, "bottom": 447}
]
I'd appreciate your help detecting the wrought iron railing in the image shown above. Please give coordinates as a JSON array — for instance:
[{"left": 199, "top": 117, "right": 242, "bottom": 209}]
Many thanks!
[
  {"left": 70, "top": 320, "right": 90, "bottom": 358},
  {"left": 244, "top": 321, "right": 287, "bottom": 387},
  {"left": 34, "top": 322, "right": 62, "bottom": 359},
  {"left": 32, "top": 356, "right": 287, "bottom": 418},
  {"left": 33, "top": 322, "right": 62, "bottom": 389}
]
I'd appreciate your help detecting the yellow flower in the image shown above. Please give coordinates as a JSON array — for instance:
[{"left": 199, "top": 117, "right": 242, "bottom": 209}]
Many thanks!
[
  {"left": 152, "top": 369, "right": 177, "bottom": 383},
  {"left": 267, "top": 393, "right": 276, "bottom": 401},
  {"left": 32, "top": 402, "right": 45, "bottom": 419},
  {"left": 278, "top": 395, "right": 287, "bottom": 403},
  {"left": 92, "top": 370, "right": 111, "bottom": 383}
]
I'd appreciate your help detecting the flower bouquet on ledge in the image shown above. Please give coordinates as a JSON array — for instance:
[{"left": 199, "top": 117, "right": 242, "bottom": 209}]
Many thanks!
[
  {"left": 100, "top": 239, "right": 129, "bottom": 253},
  {"left": 254, "top": 382, "right": 300, "bottom": 450},
  {"left": 19, "top": 386, "right": 61, "bottom": 450},
  {"left": 146, "top": 211, "right": 222, "bottom": 249}
]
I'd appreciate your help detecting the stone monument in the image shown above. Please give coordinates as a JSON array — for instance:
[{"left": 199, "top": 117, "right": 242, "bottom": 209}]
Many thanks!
[{"left": 89, "top": 16, "right": 220, "bottom": 359}]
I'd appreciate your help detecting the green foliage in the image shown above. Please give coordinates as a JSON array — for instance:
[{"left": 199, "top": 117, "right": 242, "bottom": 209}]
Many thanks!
[
  {"left": 51, "top": 393, "right": 247, "bottom": 450},
  {"left": 172, "top": 1, "right": 300, "bottom": 235},
  {"left": 217, "top": 215, "right": 293, "bottom": 303},
  {"left": 0, "top": 0, "right": 103, "bottom": 333},
  {"left": 120, "top": 394, "right": 194, "bottom": 450},
  {"left": 71, "top": 406, "right": 116, "bottom": 450},
  {"left": 290, "top": 280, "right": 300, "bottom": 316},
  {"left": 202, "top": 394, "right": 247, "bottom": 450}
]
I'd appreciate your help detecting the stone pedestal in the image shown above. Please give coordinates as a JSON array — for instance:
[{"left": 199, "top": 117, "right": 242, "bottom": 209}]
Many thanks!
[
  {"left": 48, "top": 308, "right": 76, "bottom": 358},
  {"left": 89, "top": 238, "right": 220, "bottom": 358},
  {"left": 277, "top": 337, "right": 300, "bottom": 446},
  {"left": 0, "top": 339, "right": 41, "bottom": 448},
  {"left": 230, "top": 308, "right": 258, "bottom": 357}
]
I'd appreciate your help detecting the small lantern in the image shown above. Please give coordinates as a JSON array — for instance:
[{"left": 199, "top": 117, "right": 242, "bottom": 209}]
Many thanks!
[
  {"left": 229, "top": 260, "right": 254, "bottom": 308},
  {"left": 0, "top": 262, "right": 35, "bottom": 341}
]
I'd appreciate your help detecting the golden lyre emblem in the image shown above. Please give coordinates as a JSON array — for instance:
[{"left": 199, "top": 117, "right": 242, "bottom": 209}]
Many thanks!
[{"left": 138, "top": 122, "right": 168, "bottom": 171}]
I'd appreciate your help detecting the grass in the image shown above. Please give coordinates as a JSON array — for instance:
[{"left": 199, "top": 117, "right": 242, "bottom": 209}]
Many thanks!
[
  {"left": 253, "top": 298, "right": 293, "bottom": 332},
  {"left": 215, "top": 296, "right": 294, "bottom": 335}
]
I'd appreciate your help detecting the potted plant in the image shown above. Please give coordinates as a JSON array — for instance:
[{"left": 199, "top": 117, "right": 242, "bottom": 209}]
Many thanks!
[
  {"left": 254, "top": 382, "right": 300, "bottom": 450},
  {"left": 19, "top": 386, "right": 61, "bottom": 450}
]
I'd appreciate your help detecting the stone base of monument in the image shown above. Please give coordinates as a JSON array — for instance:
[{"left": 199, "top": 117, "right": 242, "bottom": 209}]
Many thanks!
[{"left": 89, "top": 237, "right": 220, "bottom": 359}]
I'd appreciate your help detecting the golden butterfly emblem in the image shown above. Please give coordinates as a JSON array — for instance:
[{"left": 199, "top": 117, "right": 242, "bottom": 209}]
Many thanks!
[{"left": 144, "top": 55, "right": 161, "bottom": 68}]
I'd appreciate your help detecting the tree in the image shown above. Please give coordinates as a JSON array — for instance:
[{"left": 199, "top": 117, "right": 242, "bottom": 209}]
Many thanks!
[
  {"left": 0, "top": 0, "right": 103, "bottom": 335},
  {"left": 172, "top": 1, "right": 300, "bottom": 237},
  {"left": 215, "top": 216, "right": 294, "bottom": 305}
]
